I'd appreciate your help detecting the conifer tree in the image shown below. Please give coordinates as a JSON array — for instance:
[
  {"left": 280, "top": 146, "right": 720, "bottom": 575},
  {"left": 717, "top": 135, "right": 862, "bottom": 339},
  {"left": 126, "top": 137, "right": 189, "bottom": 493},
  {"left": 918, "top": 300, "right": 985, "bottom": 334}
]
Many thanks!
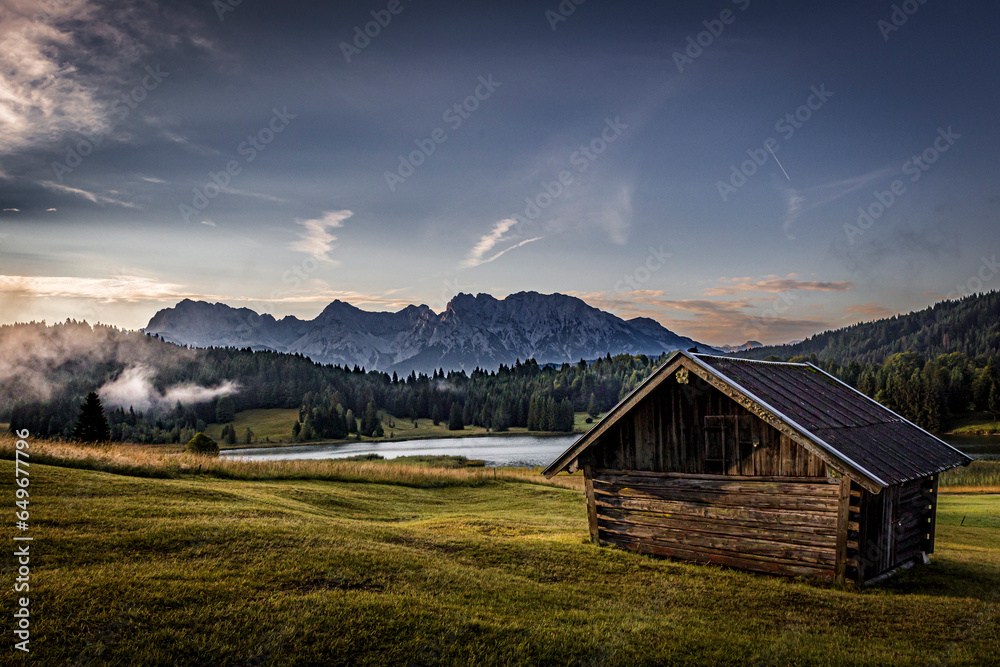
[
  {"left": 72, "top": 392, "right": 111, "bottom": 443},
  {"left": 989, "top": 382, "right": 999, "bottom": 422},
  {"left": 448, "top": 402, "right": 464, "bottom": 431}
]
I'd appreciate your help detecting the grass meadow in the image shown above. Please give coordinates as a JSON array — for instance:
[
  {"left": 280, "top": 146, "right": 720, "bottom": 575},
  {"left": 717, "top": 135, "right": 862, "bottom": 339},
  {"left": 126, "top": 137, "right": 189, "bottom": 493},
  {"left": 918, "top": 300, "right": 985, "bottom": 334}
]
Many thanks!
[{"left": 2, "top": 436, "right": 998, "bottom": 665}]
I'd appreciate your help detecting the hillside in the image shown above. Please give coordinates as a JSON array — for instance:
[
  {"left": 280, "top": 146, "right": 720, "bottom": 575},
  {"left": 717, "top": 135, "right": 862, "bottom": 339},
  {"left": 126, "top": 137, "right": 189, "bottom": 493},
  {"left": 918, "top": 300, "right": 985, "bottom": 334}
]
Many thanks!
[
  {"left": 739, "top": 291, "right": 1000, "bottom": 364},
  {"left": 4, "top": 440, "right": 998, "bottom": 665},
  {"left": 145, "top": 292, "right": 717, "bottom": 374}
]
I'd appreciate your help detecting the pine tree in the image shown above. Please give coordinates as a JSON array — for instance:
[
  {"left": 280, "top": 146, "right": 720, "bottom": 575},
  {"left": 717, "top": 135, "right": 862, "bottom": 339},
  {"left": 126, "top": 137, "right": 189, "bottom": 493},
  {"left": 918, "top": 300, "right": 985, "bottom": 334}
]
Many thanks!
[
  {"left": 244, "top": 427, "right": 254, "bottom": 444},
  {"left": 216, "top": 395, "right": 235, "bottom": 423},
  {"left": 558, "top": 397, "right": 575, "bottom": 432},
  {"left": 291, "top": 421, "right": 301, "bottom": 441},
  {"left": 361, "top": 401, "right": 380, "bottom": 436},
  {"left": 72, "top": 392, "right": 111, "bottom": 443},
  {"left": 989, "top": 381, "right": 999, "bottom": 422},
  {"left": 587, "top": 392, "right": 599, "bottom": 418},
  {"left": 448, "top": 403, "right": 464, "bottom": 431}
]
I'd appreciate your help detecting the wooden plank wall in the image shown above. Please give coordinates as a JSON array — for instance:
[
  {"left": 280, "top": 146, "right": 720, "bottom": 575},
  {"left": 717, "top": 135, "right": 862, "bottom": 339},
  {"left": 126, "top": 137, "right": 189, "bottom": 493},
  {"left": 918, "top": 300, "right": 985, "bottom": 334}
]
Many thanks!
[
  {"left": 590, "top": 469, "right": 840, "bottom": 579},
  {"left": 592, "top": 373, "right": 828, "bottom": 477},
  {"left": 850, "top": 475, "right": 936, "bottom": 583}
]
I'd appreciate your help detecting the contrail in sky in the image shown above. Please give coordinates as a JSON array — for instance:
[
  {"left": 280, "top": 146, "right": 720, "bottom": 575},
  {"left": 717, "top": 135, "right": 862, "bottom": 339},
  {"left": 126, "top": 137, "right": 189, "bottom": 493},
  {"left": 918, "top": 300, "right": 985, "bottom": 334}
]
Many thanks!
[{"left": 768, "top": 144, "right": 790, "bottom": 181}]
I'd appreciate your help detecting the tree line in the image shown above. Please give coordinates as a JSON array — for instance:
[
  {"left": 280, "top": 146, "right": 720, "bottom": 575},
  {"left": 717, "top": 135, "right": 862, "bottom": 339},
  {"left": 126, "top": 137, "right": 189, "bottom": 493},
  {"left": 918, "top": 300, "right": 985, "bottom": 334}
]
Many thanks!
[{"left": 4, "top": 315, "right": 998, "bottom": 444}]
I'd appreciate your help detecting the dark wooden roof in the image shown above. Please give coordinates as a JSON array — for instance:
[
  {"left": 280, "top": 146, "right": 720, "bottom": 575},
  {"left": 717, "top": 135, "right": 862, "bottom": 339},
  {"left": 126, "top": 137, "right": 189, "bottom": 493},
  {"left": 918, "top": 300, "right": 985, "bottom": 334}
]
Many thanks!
[{"left": 543, "top": 351, "right": 972, "bottom": 490}]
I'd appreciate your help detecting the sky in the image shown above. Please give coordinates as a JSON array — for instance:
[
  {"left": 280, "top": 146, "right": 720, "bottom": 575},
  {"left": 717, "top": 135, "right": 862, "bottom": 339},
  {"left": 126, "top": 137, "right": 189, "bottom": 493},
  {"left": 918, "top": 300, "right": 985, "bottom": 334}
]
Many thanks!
[{"left": 0, "top": 0, "right": 997, "bottom": 347}]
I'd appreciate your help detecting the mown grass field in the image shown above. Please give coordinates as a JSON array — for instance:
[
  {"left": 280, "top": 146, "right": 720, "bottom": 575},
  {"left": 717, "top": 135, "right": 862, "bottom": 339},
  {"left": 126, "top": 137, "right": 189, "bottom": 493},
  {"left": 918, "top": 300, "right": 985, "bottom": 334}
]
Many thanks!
[{"left": 2, "top": 439, "right": 998, "bottom": 666}]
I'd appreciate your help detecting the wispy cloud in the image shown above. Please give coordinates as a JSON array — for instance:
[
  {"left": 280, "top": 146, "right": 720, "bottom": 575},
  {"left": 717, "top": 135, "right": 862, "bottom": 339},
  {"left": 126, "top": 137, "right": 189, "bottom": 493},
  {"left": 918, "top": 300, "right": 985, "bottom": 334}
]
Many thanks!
[
  {"left": 462, "top": 218, "right": 543, "bottom": 268},
  {"left": 568, "top": 290, "right": 831, "bottom": 346},
  {"left": 2, "top": 208, "right": 19, "bottom": 213},
  {"left": 464, "top": 218, "right": 517, "bottom": 267},
  {"left": 781, "top": 167, "right": 896, "bottom": 237},
  {"left": 38, "top": 181, "right": 137, "bottom": 208},
  {"left": 289, "top": 210, "right": 352, "bottom": 263},
  {"left": 0, "top": 1, "right": 211, "bottom": 163},
  {"left": 0, "top": 273, "right": 209, "bottom": 303},
  {"left": 843, "top": 302, "right": 894, "bottom": 321},
  {"left": 220, "top": 186, "right": 287, "bottom": 203},
  {"left": 703, "top": 276, "right": 855, "bottom": 296}
]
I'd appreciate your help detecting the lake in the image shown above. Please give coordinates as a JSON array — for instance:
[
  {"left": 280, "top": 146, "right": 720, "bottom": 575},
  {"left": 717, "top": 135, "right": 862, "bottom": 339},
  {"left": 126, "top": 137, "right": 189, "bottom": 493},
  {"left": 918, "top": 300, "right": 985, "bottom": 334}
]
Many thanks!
[
  {"left": 221, "top": 433, "right": 998, "bottom": 467},
  {"left": 222, "top": 434, "right": 580, "bottom": 467}
]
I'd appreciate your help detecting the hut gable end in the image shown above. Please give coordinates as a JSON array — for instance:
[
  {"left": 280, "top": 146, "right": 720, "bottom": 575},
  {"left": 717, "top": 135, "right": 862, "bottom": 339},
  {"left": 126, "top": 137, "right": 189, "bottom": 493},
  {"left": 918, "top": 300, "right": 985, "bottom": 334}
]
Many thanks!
[{"left": 585, "top": 367, "right": 827, "bottom": 479}]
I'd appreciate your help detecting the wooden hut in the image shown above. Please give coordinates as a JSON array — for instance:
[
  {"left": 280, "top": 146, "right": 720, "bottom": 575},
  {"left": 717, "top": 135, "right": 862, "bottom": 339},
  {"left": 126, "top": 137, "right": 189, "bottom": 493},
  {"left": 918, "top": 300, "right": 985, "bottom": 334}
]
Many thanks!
[{"left": 543, "top": 351, "right": 972, "bottom": 583}]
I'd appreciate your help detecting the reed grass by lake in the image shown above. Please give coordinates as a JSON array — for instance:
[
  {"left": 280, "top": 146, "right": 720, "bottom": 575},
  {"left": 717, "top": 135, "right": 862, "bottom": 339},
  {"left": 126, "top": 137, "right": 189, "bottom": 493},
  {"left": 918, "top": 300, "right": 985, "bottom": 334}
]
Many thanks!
[{"left": 0, "top": 436, "right": 584, "bottom": 490}]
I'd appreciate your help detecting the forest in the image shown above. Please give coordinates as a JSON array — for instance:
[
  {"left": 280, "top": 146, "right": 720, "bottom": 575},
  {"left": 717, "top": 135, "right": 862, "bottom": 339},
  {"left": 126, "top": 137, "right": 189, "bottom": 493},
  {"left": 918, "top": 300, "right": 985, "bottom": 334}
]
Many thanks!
[{"left": 2, "top": 290, "right": 998, "bottom": 444}]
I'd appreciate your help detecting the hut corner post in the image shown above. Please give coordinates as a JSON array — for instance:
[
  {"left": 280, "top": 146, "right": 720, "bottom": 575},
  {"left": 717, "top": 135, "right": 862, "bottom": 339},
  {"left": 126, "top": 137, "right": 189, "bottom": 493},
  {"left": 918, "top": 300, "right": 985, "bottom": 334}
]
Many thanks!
[
  {"left": 835, "top": 474, "right": 852, "bottom": 584},
  {"left": 582, "top": 462, "right": 599, "bottom": 545}
]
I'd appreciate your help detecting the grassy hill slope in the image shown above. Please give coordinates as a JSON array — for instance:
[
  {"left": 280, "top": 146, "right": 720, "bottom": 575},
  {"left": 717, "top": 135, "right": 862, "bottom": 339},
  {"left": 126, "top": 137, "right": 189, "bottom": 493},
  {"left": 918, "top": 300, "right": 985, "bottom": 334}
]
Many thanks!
[{"left": 4, "top": 441, "right": 999, "bottom": 665}]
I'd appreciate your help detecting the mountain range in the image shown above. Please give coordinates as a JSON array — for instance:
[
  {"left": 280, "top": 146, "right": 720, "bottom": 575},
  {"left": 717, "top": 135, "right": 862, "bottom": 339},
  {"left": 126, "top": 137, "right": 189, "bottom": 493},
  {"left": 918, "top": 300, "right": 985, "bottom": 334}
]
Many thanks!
[{"left": 144, "top": 292, "right": 717, "bottom": 375}]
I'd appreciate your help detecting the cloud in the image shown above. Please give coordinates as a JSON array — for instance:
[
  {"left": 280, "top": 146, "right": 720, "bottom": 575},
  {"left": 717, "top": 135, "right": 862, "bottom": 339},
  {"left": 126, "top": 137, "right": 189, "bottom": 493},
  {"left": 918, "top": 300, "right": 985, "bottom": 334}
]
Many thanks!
[
  {"left": 703, "top": 276, "right": 855, "bottom": 296},
  {"left": 568, "top": 290, "right": 831, "bottom": 347},
  {"left": 38, "top": 181, "right": 137, "bottom": 208},
  {"left": 99, "top": 364, "right": 238, "bottom": 412},
  {"left": 201, "top": 220, "right": 216, "bottom": 227},
  {"left": 45, "top": 208, "right": 56, "bottom": 211},
  {"left": 2, "top": 208, "right": 19, "bottom": 212},
  {"left": 481, "top": 236, "right": 544, "bottom": 265},
  {"left": 289, "top": 210, "right": 352, "bottom": 262},
  {"left": 0, "top": 273, "right": 210, "bottom": 303},
  {"left": 462, "top": 218, "right": 544, "bottom": 268},
  {"left": 843, "top": 302, "right": 894, "bottom": 321},
  {"left": 780, "top": 167, "right": 896, "bottom": 237},
  {"left": 0, "top": 0, "right": 211, "bottom": 164},
  {"left": 219, "top": 186, "right": 287, "bottom": 203},
  {"left": 463, "top": 218, "right": 517, "bottom": 267}
]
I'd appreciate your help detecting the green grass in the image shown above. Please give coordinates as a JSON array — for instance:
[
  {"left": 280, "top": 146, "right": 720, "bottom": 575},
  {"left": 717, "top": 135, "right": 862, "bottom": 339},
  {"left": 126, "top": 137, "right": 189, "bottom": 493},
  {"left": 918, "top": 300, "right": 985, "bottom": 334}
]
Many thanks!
[
  {"left": 950, "top": 413, "right": 1000, "bottom": 436},
  {"left": 3, "top": 440, "right": 999, "bottom": 665},
  {"left": 204, "top": 408, "right": 301, "bottom": 444}
]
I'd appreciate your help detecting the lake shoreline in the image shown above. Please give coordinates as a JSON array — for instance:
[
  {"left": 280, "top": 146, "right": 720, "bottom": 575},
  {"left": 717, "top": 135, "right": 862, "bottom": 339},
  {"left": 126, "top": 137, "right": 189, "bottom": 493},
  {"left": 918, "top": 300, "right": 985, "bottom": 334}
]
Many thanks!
[{"left": 218, "top": 428, "right": 585, "bottom": 452}]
